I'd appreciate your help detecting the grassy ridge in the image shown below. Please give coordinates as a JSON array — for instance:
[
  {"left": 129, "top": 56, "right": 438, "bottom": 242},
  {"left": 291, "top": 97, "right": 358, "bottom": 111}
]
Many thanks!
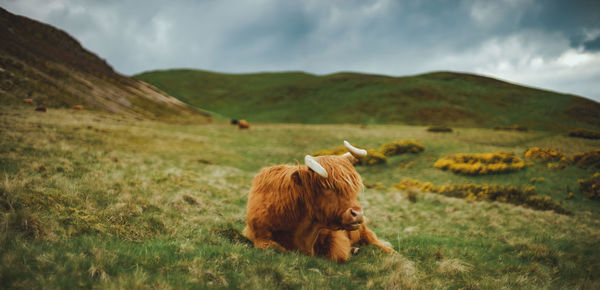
[
  {"left": 134, "top": 69, "right": 600, "bottom": 130},
  {"left": 1, "top": 106, "right": 599, "bottom": 288},
  {"left": 0, "top": 8, "right": 208, "bottom": 121}
]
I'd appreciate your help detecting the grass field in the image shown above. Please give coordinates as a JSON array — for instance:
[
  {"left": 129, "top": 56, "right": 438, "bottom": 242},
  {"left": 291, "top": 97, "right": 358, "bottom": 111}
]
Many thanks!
[{"left": 1, "top": 106, "right": 599, "bottom": 289}]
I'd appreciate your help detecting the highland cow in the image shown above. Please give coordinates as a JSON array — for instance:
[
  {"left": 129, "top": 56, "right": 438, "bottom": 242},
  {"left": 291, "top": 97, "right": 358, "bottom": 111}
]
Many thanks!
[
  {"left": 238, "top": 120, "right": 250, "bottom": 129},
  {"left": 243, "top": 141, "right": 394, "bottom": 262}
]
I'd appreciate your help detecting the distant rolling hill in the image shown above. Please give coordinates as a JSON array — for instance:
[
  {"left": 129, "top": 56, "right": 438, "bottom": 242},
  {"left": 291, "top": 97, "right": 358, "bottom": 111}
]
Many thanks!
[
  {"left": 135, "top": 69, "right": 600, "bottom": 130},
  {"left": 0, "top": 8, "right": 209, "bottom": 121}
]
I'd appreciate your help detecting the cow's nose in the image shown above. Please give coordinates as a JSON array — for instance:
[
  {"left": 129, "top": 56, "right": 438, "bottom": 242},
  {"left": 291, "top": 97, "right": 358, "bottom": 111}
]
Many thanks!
[{"left": 350, "top": 209, "right": 363, "bottom": 222}]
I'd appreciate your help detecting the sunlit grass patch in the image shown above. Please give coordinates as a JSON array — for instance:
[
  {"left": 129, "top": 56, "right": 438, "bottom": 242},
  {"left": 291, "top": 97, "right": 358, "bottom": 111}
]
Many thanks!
[{"left": 434, "top": 152, "right": 525, "bottom": 175}]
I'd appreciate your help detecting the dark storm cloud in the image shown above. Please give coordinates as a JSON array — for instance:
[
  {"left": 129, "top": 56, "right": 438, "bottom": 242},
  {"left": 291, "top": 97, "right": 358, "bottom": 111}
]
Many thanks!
[{"left": 1, "top": 0, "right": 599, "bottom": 101}]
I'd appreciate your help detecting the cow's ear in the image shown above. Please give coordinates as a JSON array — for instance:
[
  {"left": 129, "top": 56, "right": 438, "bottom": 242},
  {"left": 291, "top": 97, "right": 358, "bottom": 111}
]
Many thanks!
[{"left": 291, "top": 170, "right": 303, "bottom": 185}]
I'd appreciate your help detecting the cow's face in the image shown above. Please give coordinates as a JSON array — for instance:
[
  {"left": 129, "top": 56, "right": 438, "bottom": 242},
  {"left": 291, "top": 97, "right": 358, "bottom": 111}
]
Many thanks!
[
  {"left": 314, "top": 186, "right": 364, "bottom": 231},
  {"left": 295, "top": 151, "right": 366, "bottom": 231}
]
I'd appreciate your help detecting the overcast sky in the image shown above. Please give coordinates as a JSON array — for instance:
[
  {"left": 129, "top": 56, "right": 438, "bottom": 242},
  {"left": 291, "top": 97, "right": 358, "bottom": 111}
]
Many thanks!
[{"left": 2, "top": 0, "right": 600, "bottom": 101}]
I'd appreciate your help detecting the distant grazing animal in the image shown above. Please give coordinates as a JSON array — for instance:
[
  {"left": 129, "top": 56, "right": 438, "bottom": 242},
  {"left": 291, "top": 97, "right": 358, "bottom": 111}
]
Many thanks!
[
  {"left": 23, "top": 98, "right": 33, "bottom": 104},
  {"left": 243, "top": 141, "right": 394, "bottom": 262},
  {"left": 34, "top": 106, "right": 46, "bottom": 112},
  {"left": 72, "top": 105, "right": 84, "bottom": 110},
  {"left": 238, "top": 120, "right": 250, "bottom": 129},
  {"left": 231, "top": 119, "right": 239, "bottom": 125}
]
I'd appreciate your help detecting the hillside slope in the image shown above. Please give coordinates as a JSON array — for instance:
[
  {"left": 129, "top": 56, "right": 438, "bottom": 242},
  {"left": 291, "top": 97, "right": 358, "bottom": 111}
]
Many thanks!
[
  {"left": 135, "top": 69, "right": 600, "bottom": 129},
  {"left": 0, "top": 8, "right": 209, "bottom": 120}
]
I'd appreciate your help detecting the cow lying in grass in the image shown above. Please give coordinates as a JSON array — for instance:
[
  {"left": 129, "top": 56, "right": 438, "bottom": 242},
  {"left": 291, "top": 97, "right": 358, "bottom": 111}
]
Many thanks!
[{"left": 243, "top": 141, "right": 394, "bottom": 262}]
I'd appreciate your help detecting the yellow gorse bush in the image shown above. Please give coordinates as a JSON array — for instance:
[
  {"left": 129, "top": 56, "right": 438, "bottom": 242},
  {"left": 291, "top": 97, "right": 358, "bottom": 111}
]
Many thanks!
[
  {"left": 427, "top": 126, "right": 453, "bottom": 132},
  {"left": 311, "top": 139, "right": 425, "bottom": 166},
  {"left": 571, "top": 149, "right": 600, "bottom": 168},
  {"left": 378, "top": 140, "right": 425, "bottom": 157},
  {"left": 493, "top": 124, "right": 527, "bottom": 131},
  {"left": 434, "top": 152, "right": 525, "bottom": 175},
  {"left": 578, "top": 172, "right": 600, "bottom": 200},
  {"left": 524, "top": 147, "right": 567, "bottom": 161},
  {"left": 311, "top": 145, "right": 387, "bottom": 166},
  {"left": 310, "top": 145, "right": 347, "bottom": 157},
  {"left": 568, "top": 128, "right": 600, "bottom": 140},
  {"left": 393, "top": 179, "right": 569, "bottom": 214},
  {"left": 524, "top": 147, "right": 569, "bottom": 169},
  {"left": 360, "top": 149, "right": 387, "bottom": 166}
]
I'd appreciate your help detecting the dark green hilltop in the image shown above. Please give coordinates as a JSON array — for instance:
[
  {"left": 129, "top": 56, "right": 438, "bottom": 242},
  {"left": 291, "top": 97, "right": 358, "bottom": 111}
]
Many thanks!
[{"left": 135, "top": 69, "right": 600, "bottom": 130}]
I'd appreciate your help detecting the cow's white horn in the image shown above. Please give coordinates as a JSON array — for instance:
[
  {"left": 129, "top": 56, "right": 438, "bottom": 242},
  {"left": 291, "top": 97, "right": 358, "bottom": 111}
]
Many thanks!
[
  {"left": 305, "top": 155, "right": 328, "bottom": 178},
  {"left": 344, "top": 140, "right": 367, "bottom": 158}
]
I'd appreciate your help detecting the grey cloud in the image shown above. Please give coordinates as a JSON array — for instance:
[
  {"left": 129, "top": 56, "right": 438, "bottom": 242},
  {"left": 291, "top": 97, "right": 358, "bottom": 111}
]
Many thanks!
[{"left": 1, "top": 0, "right": 599, "bottom": 101}]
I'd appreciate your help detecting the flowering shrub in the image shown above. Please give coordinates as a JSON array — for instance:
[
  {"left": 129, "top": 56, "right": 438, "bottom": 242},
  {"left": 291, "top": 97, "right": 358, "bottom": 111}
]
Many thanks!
[
  {"left": 578, "top": 172, "right": 600, "bottom": 200},
  {"left": 568, "top": 128, "right": 600, "bottom": 140},
  {"left": 393, "top": 179, "right": 569, "bottom": 214},
  {"left": 524, "top": 147, "right": 569, "bottom": 169},
  {"left": 524, "top": 147, "right": 567, "bottom": 162},
  {"left": 311, "top": 145, "right": 387, "bottom": 166},
  {"left": 310, "top": 145, "right": 347, "bottom": 157},
  {"left": 493, "top": 124, "right": 527, "bottom": 131},
  {"left": 379, "top": 140, "right": 425, "bottom": 157},
  {"left": 359, "top": 149, "right": 387, "bottom": 166},
  {"left": 571, "top": 149, "right": 600, "bottom": 168},
  {"left": 311, "top": 139, "right": 425, "bottom": 166},
  {"left": 529, "top": 177, "right": 545, "bottom": 183},
  {"left": 427, "top": 126, "right": 453, "bottom": 132},
  {"left": 434, "top": 152, "right": 525, "bottom": 175}
]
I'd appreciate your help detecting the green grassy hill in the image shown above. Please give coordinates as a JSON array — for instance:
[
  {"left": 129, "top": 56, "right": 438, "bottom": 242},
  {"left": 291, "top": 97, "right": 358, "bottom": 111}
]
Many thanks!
[
  {"left": 135, "top": 69, "right": 600, "bottom": 130},
  {"left": 0, "top": 8, "right": 209, "bottom": 121},
  {"left": 2, "top": 107, "right": 599, "bottom": 288}
]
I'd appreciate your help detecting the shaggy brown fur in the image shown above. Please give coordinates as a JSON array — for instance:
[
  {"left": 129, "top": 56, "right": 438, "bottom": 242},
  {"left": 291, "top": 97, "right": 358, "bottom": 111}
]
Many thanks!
[
  {"left": 244, "top": 155, "right": 394, "bottom": 262},
  {"left": 315, "top": 222, "right": 396, "bottom": 263}
]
